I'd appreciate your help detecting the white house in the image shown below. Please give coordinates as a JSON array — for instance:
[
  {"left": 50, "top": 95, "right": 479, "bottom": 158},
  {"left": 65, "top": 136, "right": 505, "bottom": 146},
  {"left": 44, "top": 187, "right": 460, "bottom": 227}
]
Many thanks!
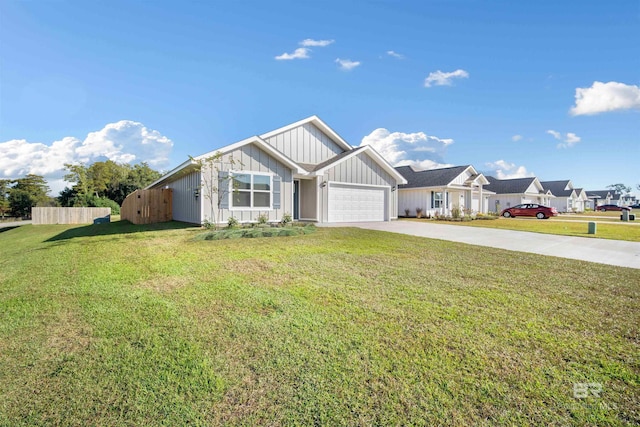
[
  {"left": 484, "top": 176, "right": 553, "bottom": 212},
  {"left": 396, "top": 165, "right": 493, "bottom": 217},
  {"left": 146, "top": 116, "right": 407, "bottom": 225},
  {"left": 540, "top": 180, "right": 580, "bottom": 212}
]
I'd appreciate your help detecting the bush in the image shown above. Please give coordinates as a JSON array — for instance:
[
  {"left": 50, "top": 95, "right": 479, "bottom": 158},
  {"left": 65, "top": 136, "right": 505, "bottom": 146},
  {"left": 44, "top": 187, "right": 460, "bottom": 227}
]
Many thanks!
[
  {"left": 280, "top": 212, "right": 292, "bottom": 225},
  {"left": 92, "top": 197, "right": 120, "bottom": 215},
  {"left": 416, "top": 208, "right": 423, "bottom": 219},
  {"left": 194, "top": 223, "right": 316, "bottom": 241},
  {"left": 227, "top": 216, "right": 239, "bottom": 229},
  {"left": 451, "top": 205, "right": 461, "bottom": 219},
  {"left": 256, "top": 213, "right": 269, "bottom": 225},
  {"left": 404, "top": 208, "right": 410, "bottom": 217}
]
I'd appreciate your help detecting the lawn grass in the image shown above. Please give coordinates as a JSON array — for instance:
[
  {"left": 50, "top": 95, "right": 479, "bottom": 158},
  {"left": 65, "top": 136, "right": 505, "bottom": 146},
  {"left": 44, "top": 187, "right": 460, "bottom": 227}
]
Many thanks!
[
  {"left": 1, "top": 221, "right": 638, "bottom": 426},
  {"left": 405, "top": 217, "right": 640, "bottom": 242}
]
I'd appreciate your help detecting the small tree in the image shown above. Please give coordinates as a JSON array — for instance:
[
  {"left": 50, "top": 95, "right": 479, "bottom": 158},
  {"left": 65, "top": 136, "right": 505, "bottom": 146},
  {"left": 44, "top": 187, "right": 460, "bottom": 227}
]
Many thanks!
[
  {"left": 191, "top": 152, "right": 243, "bottom": 229},
  {"left": 607, "top": 183, "right": 631, "bottom": 196}
]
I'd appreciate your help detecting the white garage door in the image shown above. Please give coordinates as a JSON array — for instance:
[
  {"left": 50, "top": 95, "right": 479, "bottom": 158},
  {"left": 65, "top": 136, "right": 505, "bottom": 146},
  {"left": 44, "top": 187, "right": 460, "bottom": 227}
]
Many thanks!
[{"left": 328, "top": 183, "right": 386, "bottom": 222}]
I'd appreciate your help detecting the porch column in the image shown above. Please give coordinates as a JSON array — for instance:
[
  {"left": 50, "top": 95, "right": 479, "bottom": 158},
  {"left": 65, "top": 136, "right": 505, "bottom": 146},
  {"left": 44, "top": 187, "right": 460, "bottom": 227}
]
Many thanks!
[{"left": 479, "top": 186, "right": 484, "bottom": 213}]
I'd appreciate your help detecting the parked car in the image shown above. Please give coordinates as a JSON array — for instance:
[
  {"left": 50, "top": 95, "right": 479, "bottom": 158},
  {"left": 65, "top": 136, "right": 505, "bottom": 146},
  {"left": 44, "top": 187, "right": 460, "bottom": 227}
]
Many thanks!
[
  {"left": 596, "top": 204, "right": 632, "bottom": 212},
  {"left": 500, "top": 204, "right": 558, "bottom": 219}
]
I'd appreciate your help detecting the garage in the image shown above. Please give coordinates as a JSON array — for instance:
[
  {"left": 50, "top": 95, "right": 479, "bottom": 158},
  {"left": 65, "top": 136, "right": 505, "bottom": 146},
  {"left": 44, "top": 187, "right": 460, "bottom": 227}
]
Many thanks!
[{"left": 327, "top": 183, "right": 387, "bottom": 222}]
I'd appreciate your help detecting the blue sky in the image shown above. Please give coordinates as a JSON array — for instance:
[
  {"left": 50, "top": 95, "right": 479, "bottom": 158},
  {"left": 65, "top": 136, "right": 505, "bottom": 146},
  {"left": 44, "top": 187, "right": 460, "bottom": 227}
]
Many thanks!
[{"left": 1, "top": 0, "right": 638, "bottom": 195}]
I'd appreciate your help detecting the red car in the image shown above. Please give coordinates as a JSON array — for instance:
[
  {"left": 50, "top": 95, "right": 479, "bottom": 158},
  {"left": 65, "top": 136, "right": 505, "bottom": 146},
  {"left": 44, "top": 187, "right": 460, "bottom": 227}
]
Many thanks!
[
  {"left": 596, "top": 204, "right": 631, "bottom": 212},
  {"left": 500, "top": 204, "right": 558, "bottom": 219}
]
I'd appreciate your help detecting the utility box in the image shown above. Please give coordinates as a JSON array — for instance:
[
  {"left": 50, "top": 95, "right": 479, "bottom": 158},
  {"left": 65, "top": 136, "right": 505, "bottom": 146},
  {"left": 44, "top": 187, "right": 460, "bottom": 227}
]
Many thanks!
[
  {"left": 588, "top": 221, "right": 597, "bottom": 234},
  {"left": 621, "top": 210, "right": 629, "bottom": 221}
]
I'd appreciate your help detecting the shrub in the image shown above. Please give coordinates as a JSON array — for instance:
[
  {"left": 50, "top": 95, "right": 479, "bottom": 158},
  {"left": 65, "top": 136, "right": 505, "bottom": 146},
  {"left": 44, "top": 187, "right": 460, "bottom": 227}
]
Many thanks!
[
  {"left": 227, "top": 216, "right": 239, "bottom": 229},
  {"left": 416, "top": 208, "right": 423, "bottom": 219},
  {"left": 92, "top": 197, "right": 120, "bottom": 215},
  {"left": 404, "top": 208, "right": 410, "bottom": 217},
  {"left": 256, "top": 213, "right": 269, "bottom": 225},
  {"left": 451, "top": 205, "right": 461, "bottom": 219},
  {"left": 281, "top": 212, "right": 292, "bottom": 225}
]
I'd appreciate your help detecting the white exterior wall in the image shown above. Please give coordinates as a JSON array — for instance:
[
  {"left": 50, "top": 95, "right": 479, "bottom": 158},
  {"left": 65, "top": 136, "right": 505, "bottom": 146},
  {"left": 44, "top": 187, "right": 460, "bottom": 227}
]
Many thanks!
[
  {"left": 549, "top": 196, "right": 572, "bottom": 213},
  {"left": 318, "top": 152, "right": 397, "bottom": 222},
  {"left": 200, "top": 144, "right": 293, "bottom": 224},
  {"left": 264, "top": 122, "right": 343, "bottom": 164},
  {"left": 167, "top": 171, "right": 201, "bottom": 224}
]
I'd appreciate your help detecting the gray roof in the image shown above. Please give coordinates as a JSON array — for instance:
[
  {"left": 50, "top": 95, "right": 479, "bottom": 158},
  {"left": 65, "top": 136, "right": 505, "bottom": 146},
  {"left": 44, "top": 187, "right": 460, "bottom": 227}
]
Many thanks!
[
  {"left": 484, "top": 176, "right": 540, "bottom": 194},
  {"left": 396, "top": 165, "right": 471, "bottom": 189},
  {"left": 540, "top": 180, "right": 573, "bottom": 197},
  {"left": 586, "top": 190, "right": 611, "bottom": 199}
]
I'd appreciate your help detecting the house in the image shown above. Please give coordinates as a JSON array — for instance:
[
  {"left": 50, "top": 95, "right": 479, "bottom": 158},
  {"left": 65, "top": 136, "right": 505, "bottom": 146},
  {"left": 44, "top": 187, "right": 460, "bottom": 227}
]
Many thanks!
[
  {"left": 572, "top": 188, "right": 589, "bottom": 212},
  {"left": 540, "top": 180, "right": 580, "bottom": 212},
  {"left": 484, "top": 176, "right": 553, "bottom": 212},
  {"left": 585, "top": 190, "right": 613, "bottom": 209},
  {"left": 146, "top": 116, "right": 407, "bottom": 225},
  {"left": 396, "top": 165, "right": 494, "bottom": 217}
]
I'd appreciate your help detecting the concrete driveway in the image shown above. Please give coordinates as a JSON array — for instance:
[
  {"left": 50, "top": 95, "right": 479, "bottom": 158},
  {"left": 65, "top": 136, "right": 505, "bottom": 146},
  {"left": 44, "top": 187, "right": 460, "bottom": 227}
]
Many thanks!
[{"left": 320, "top": 221, "right": 640, "bottom": 269}]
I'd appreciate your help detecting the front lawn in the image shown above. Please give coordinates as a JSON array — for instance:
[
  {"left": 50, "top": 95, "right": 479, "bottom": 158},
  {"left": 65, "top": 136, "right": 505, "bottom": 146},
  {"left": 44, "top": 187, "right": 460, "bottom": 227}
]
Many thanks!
[
  {"left": 405, "top": 217, "right": 640, "bottom": 242},
  {"left": 1, "top": 221, "right": 638, "bottom": 425}
]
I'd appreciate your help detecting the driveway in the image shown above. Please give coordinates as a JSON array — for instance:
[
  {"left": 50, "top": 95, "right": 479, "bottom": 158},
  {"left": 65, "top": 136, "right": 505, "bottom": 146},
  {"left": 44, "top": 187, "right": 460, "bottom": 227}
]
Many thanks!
[
  {"left": 319, "top": 221, "right": 640, "bottom": 269},
  {"left": 0, "top": 220, "right": 31, "bottom": 229}
]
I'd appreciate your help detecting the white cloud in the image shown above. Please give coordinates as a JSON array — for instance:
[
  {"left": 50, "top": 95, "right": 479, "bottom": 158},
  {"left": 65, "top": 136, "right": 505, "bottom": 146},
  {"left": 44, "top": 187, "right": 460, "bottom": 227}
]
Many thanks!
[
  {"left": 300, "top": 39, "right": 334, "bottom": 47},
  {"left": 546, "top": 129, "right": 562, "bottom": 140},
  {"left": 335, "top": 58, "right": 361, "bottom": 71},
  {"left": 0, "top": 120, "right": 173, "bottom": 194},
  {"left": 485, "top": 160, "right": 534, "bottom": 179},
  {"left": 386, "top": 50, "right": 404, "bottom": 59},
  {"left": 511, "top": 135, "right": 523, "bottom": 142},
  {"left": 275, "top": 48, "right": 310, "bottom": 60},
  {"left": 570, "top": 81, "right": 640, "bottom": 116},
  {"left": 360, "top": 128, "right": 453, "bottom": 169},
  {"left": 424, "top": 69, "right": 469, "bottom": 87},
  {"left": 547, "top": 129, "right": 581, "bottom": 148}
]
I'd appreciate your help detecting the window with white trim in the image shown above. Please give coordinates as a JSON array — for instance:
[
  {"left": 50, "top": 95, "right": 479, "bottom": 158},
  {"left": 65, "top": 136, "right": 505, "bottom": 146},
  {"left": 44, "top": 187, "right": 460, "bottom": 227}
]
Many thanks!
[
  {"left": 231, "top": 172, "right": 272, "bottom": 209},
  {"left": 434, "top": 192, "right": 443, "bottom": 208}
]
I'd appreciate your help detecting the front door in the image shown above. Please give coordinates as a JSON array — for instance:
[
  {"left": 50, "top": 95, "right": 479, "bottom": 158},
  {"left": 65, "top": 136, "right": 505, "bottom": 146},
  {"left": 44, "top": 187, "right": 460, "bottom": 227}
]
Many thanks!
[{"left": 293, "top": 180, "right": 300, "bottom": 220}]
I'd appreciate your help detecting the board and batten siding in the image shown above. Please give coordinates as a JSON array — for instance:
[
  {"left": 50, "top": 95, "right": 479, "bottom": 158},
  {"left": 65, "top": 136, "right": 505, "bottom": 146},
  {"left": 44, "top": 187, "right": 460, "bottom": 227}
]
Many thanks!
[
  {"left": 201, "top": 144, "right": 293, "bottom": 224},
  {"left": 167, "top": 171, "right": 201, "bottom": 224},
  {"left": 451, "top": 169, "right": 472, "bottom": 185},
  {"left": 398, "top": 189, "right": 432, "bottom": 217},
  {"left": 264, "top": 123, "right": 343, "bottom": 164},
  {"left": 318, "top": 152, "right": 397, "bottom": 222}
]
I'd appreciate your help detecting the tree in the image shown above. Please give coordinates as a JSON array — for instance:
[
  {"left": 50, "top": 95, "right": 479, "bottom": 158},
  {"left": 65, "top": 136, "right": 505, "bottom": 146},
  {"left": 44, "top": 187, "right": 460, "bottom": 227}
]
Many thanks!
[
  {"left": 0, "top": 179, "right": 11, "bottom": 219},
  {"left": 191, "top": 152, "right": 242, "bottom": 229},
  {"left": 8, "top": 175, "right": 52, "bottom": 218},
  {"left": 607, "top": 183, "right": 631, "bottom": 195},
  {"left": 8, "top": 189, "right": 34, "bottom": 218}
]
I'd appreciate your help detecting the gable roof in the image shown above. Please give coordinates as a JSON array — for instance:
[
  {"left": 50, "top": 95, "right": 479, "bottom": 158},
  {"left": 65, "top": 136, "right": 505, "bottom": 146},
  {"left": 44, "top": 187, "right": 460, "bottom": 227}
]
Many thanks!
[
  {"left": 396, "top": 165, "right": 471, "bottom": 188},
  {"left": 586, "top": 190, "right": 611, "bottom": 199},
  {"left": 485, "top": 176, "right": 544, "bottom": 194},
  {"left": 540, "top": 180, "right": 574, "bottom": 197},
  {"left": 314, "top": 146, "right": 408, "bottom": 184},
  {"left": 259, "top": 115, "right": 353, "bottom": 152}
]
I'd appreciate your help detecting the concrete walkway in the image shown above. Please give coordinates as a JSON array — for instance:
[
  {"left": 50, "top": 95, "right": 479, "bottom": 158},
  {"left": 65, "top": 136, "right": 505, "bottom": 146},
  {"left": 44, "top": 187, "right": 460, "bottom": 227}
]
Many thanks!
[{"left": 319, "top": 221, "right": 640, "bottom": 269}]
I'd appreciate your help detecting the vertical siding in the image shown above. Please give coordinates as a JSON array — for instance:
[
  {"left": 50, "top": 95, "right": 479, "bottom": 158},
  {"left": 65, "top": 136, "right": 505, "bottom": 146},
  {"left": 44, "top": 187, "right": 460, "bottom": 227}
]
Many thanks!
[
  {"left": 398, "top": 189, "right": 431, "bottom": 217},
  {"left": 200, "top": 144, "right": 293, "bottom": 224},
  {"left": 168, "top": 171, "right": 202, "bottom": 224},
  {"left": 300, "top": 178, "right": 317, "bottom": 219},
  {"left": 452, "top": 170, "right": 471, "bottom": 185},
  {"left": 319, "top": 152, "right": 397, "bottom": 222},
  {"left": 264, "top": 123, "right": 344, "bottom": 164}
]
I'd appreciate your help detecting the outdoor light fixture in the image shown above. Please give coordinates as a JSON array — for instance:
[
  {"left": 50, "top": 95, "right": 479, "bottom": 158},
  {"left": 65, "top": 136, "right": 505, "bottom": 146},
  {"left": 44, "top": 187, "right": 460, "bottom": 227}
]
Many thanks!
[
  {"left": 194, "top": 189, "right": 200, "bottom": 199},
  {"left": 320, "top": 181, "right": 327, "bottom": 188},
  {"left": 391, "top": 186, "right": 397, "bottom": 192}
]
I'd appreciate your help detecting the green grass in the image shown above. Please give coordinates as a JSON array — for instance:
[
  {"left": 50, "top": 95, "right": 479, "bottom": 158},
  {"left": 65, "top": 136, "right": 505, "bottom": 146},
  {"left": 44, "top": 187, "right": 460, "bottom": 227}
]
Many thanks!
[
  {"left": 1, "top": 221, "right": 638, "bottom": 426},
  {"left": 406, "top": 217, "right": 640, "bottom": 242}
]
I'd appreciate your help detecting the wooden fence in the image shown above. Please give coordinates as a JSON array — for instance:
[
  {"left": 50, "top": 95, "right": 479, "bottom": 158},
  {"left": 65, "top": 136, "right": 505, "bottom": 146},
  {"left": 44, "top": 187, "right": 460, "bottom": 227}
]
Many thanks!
[
  {"left": 121, "top": 188, "right": 173, "bottom": 224},
  {"left": 32, "top": 207, "right": 111, "bottom": 225}
]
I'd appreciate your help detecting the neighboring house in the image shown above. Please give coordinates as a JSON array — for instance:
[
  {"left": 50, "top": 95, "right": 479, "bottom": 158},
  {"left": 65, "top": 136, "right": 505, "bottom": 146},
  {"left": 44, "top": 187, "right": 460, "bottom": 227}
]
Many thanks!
[
  {"left": 585, "top": 190, "right": 613, "bottom": 209},
  {"left": 146, "top": 116, "right": 407, "bottom": 225},
  {"left": 484, "top": 176, "right": 553, "bottom": 212},
  {"left": 619, "top": 193, "right": 637, "bottom": 206},
  {"left": 540, "top": 180, "right": 580, "bottom": 212},
  {"left": 572, "top": 188, "right": 589, "bottom": 212},
  {"left": 396, "top": 165, "right": 494, "bottom": 217}
]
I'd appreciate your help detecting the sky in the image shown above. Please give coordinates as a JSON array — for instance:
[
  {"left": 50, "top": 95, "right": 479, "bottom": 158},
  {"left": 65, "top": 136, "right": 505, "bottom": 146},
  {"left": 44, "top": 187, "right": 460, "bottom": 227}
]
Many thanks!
[{"left": 1, "top": 0, "right": 638, "bottom": 196}]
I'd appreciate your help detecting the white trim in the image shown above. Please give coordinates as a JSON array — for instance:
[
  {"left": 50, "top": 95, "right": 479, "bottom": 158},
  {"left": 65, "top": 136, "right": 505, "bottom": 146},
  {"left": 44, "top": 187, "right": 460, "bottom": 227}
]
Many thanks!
[
  {"left": 328, "top": 181, "right": 390, "bottom": 189},
  {"left": 259, "top": 115, "right": 353, "bottom": 152},
  {"left": 314, "top": 146, "right": 407, "bottom": 184},
  {"left": 300, "top": 217, "right": 318, "bottom": 221},
  {"left": 196, "top": 136, "right": 305, "bottom": 175},
  {"left": 145, "top": 158, "right": 196, "bottom": 189}
]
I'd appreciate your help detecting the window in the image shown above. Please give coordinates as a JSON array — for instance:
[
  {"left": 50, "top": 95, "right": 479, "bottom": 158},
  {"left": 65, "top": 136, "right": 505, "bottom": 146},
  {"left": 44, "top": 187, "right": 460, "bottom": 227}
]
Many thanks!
[
  {"left": 231, "top": 172, "right": 272, "bottom": 209},
  {"left": 433, "top": 192, "right": 443, "bottom": 208}
]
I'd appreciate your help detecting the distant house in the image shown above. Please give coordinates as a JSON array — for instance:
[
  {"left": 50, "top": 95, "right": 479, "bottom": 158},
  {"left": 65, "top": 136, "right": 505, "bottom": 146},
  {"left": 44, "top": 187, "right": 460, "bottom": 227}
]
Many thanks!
[
  {"left": 540, "top": 180, "right": 581, "bottom": 212},
  {"left": 484, "top": 176, "right": 553, "bottom": 212},
  {"left": 146, "top": 116, "right": 407, "bottom": 224},
  {"left": 572, "top": 188, "right": 589, "bottom": 212},
  {"left": 585, "top": 190, "right": 613, "bottom": 209},
  {"left": 395, "top": 165, "right": 493, "bottom": 216}
]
